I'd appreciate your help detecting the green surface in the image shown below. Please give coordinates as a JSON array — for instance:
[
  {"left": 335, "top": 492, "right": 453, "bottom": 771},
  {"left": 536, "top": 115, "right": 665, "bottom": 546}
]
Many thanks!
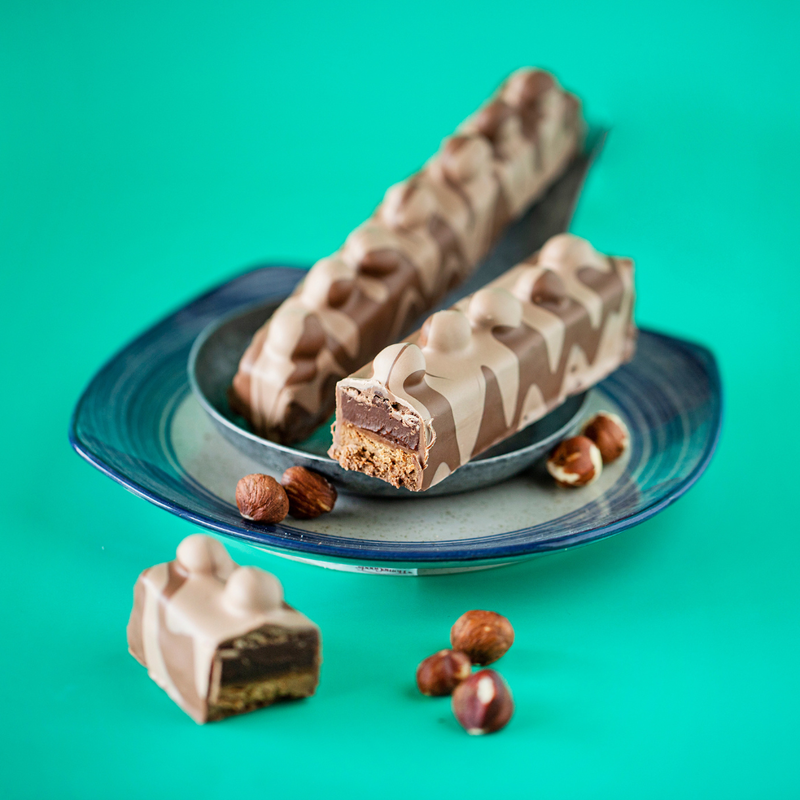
[{"left": 2, "top": 1, "right": 799, "bottom": 797}]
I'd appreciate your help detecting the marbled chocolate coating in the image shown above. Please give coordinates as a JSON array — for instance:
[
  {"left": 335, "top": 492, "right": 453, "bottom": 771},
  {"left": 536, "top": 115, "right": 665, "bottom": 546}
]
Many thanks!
[
  {"left": 330, "top": 234, "right": 636, "bottom": 491},
  {"left": 127, "top": 535, "right": 320, "bottom": 723},
  {"left": 230, "top": 68, "right": 584, "bottom": 443}
]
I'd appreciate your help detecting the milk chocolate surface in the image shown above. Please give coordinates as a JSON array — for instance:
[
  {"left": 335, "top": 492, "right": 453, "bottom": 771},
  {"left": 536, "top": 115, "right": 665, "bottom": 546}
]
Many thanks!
[
  {"left": 329, "top": 234, "right": 636, "bottom": 491},
  {"left": 230, "top": 68, "right": 584, "bottom": 443},
  {"left": 127, "top": 535, "right": 321, "bottom": 723}
]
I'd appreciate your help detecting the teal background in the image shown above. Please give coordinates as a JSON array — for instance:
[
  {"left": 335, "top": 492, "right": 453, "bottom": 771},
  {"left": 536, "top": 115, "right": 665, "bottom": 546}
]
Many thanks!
[{"left": 2, "top": 1, "right": 799, "bottom": 797}]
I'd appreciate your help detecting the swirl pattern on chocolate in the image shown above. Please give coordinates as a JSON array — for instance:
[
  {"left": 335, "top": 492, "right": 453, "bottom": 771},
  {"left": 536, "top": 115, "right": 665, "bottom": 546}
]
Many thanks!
[
  {"left": 229, "top": 68, "right": 585, "bottom": 443},
  {"left": 329, "top": 234, "right": 636, "bottom": 491}
]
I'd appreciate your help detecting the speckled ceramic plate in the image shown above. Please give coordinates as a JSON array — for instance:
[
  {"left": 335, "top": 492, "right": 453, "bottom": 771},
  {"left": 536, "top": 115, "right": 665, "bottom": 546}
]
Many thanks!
[{"left": 69, "top": 263, "right": 722, "bottom": 575}]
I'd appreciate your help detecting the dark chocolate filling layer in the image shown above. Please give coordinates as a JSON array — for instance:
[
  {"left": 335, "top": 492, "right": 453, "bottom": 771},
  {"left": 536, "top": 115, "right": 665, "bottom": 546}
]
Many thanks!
[
  {"left": 217, "top": 627, "right": 320, "bottom": 686},
  {"left": 340, "top": 392, "right": 420, "bottom": 451}
]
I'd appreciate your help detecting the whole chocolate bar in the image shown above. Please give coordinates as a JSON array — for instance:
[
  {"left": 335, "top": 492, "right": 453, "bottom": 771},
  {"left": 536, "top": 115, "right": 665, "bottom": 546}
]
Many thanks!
[
  {"left": 328, "top": 234, "right": 636, "bottom": 491},
  {"left": 229, "top": 68, "right": 584, "bottom": 444},
  {"left": 127, "top": 535, "right": 321, "bottom": 723}
]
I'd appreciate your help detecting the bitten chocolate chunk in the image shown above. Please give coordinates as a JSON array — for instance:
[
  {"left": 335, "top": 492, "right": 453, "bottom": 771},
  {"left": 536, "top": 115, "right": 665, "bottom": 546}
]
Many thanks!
[
  {"left": 127, "top": 535, "right": 321, "bottom": 723},
  {"left": 329, "top": 234, "right": 636, "bottom": 492}
]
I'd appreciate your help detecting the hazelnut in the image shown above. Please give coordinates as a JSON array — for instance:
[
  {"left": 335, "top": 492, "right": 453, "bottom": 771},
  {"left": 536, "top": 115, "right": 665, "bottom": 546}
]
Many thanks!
[
  {"left": 416, "top": 649, "right": 472, "bottom": 696},
  {"left": 450, "top": 610, "right": 514, "bottom": 666},
  {"left": 452, "top": 670, "right": 514, "bottom": 735},
  {"left": 235, "top": 474, "right": 289, "bottom": 523},
  {"left": 281, "top": 466, "right": 337, "bottom": 519},
  {"left": 581, "top": 411, "right": 630, "bottom": 464},
  {"left": 546, "top": 435, "right": 602, "bottom": 487}
]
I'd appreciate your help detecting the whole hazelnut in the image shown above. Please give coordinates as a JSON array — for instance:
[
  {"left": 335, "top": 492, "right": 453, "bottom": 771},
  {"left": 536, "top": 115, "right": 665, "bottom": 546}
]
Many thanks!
[
  {"left": 281, "top": 466, "right": 337, "bottom": 519},
  {"left": 416, "top": 649, "right": 472, "bottom": 696},
  {"left": 235, "top": 474, "right": 289, "bottom": 523},
  {"left": 546, "top": 435, "right": 602, "bottom": 487},
  {"left": 581, "top": 411, "right": 630, "bottom": 464},
  {"left": 450, "top": 610, "right": 514, "bottom": 666},
  {"left": 452, "top": 670, "right": 514, "bottom": 735}
]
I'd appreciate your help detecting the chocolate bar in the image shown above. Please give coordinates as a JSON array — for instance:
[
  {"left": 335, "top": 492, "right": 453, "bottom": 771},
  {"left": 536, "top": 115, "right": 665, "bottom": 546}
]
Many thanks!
[
  {"left": 127, "top": 535, "right": 321, "bottom": 723},
  {"left": 229, "top": 68, "right": 584, "bottom": 444},
  {"left": 328, "top": 234, "right": 636, "bottom": 491}
]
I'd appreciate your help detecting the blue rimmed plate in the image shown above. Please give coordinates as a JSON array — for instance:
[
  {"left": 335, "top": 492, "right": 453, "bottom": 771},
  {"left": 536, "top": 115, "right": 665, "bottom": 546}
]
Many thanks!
[{"left": 69, "top": 265, "right": 722, "bottom": 575}]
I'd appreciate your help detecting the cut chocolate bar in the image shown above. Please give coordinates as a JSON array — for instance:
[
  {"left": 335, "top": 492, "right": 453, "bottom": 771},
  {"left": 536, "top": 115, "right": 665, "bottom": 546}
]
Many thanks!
[
  {"left": 229, "top": 68, "right": 584, "bottom": 444},
  {"left": 329, "top": 234, "right": 636, "bottom": 491},
  {"left": 127, "top": 535, "right": 321, "bottom": 723}
]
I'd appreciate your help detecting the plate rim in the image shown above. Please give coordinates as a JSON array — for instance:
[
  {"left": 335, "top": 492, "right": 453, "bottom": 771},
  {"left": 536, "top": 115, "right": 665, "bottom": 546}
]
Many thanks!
[{"left": 69, "top": 266, "right": 723, "bottom": 564}]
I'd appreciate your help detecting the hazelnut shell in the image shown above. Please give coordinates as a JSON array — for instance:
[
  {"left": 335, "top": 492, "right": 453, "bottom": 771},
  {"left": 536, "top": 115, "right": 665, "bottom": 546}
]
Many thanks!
[
  {"left": 281, "top": 466, "right": 337, "bottom": 519},
  {"left": 546, "top": 435, "right": 602, "bottom": 487},
  {"left": 450, "top": 610, "right": 514, "bottom": 666},
  {"left": 581, "top": 412, "right": 630, "bottom": 464},
  {"left": 235, "top": 474, "right": 289, "bottom": 523},
  {"left": 452, "top": 669, "right": 514, "bottom": 735},
  {"left": 416, "top": 649, "right": 472, "bottom": 696}
]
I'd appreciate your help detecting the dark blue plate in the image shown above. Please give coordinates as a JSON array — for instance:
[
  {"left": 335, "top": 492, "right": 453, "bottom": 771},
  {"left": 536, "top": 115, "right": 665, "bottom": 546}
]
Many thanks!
[{"left": 69, "top": 265, "right": 722, "bottom": 575}]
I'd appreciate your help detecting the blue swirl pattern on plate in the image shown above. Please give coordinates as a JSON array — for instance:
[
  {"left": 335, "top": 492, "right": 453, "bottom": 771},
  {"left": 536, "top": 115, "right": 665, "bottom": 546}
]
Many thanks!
[{"left": 69, "top": 266, "right": 722, "bottom": 565}]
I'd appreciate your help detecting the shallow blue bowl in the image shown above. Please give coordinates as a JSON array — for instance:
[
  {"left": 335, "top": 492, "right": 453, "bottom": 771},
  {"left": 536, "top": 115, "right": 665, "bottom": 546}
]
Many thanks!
[{"left": 187, "top": 298, "right": 589, "bottom": 497}]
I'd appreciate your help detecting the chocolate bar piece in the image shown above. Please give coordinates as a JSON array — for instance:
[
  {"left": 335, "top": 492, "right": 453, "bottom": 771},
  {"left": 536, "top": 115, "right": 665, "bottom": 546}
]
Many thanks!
[
  {"left": 229, "top": 68, "right": 584, "bottom": 444},
  {"left": 328, "top": 234, "right": 636, "bottom": 491},
  {"left": 127, "top": 535, "right": 321, "bottom": 723}
]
